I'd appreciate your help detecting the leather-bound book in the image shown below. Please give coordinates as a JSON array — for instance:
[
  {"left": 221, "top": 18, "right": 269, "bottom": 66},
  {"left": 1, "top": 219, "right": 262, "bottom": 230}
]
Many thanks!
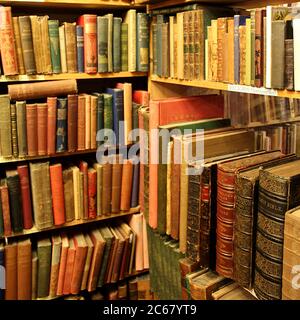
[
  {"left": 62, "top": 167, "right": 75, "bottom": 222},
  {"left": 71, "top": 233, "right": 88, "bottom": 294},
  {"left": 8, "top": 79, "right": 77, "bottom": 101},
  {"left": 129, "top": 278, "right": 138, "bottom": 300},
  {"left": 285, "top": 20, "right": 294, "bottom": 91},
  {"left": 49, "top": 235, "right": 61, "bottom": 298},
  {"left": 50, "top": 164, "right": 66, "bottom": 226},
  {"left": 37, "top": 103, "right": 48, "bottom": 156},
  {"left": 133, "top": 90, "right": 149, "bottom": 107},
  {"left": 103, "top": 93, "right": 113, "bottom": 130},
  {"left": 118, "top": 222, "right": 133, "bottom": 279},
  {"left": 216, "top": 150, "right": 284, "bottom": 279},
  {"left": 79, "top": 161, "right": 89, "bottom": 219},
  {"left": 78, "top": 15, "right": 97, "bottom": 73},
  {"left": 13, "top": 17, "right": 25, "bottom": 75},
  {"left": 110, "top": 226, "right": 125, "bottom": 283},
  {"left": 102, "top": 160, "right": 112, "bottom": 215},
  {"left": 0, "top": 7, "right": 18, "bottom": 75},
  {"left": 6, "top": 170, "right": 23, "bottom": 233},
  {"left": 76, "top": 25, "right": 84, "bottom": 73},
  {"left": 255, "top": 9, "right": 266, "bottom": 87},
  {"left": 56, "top": 98, "right": 67, "bottom": 153},
  {"left": 0, "top": 95, "right": 12, "bottom": 158},
  {"left": 10, "top": 104, "right": 18, "bottom": 158},
  {"left": 88, "top": 168, "right": 97, "bottom": 219},
  {"left": 97, "top": 16, "right": 108, "bottom": 73},
  {"left": 111, "top": 159, "right": 123, "bottom": 213},
  {"left": 17, "top": 165, "right": 33, "bottom": 230},
  {"left": 93, "top": 163, "right": 103, "bottom": 216},
  {"left": 87, "top": 228, "right": 106, "bottom": 292},
  {"left": 31, "top": 251, "right": 38, "bottom": 300},
  {"left": 77, "top": 94, "right": 86, "bottom": 151},
  {"left": 16, "top": 101, "right": 27, "bottom": 157},
  {"left": 179, "top": 258, "right": 201, "bottom": 300},
  {"left": 254, "top": 159, "right": 300, "bottom": 300},
  {"left": 64, "top": 22, "right": 77, "bottom": 73},
  {"left": 30, "top": 162, "right": 53, "bottom": 229},
  {"left": 121, "top": 23, "right": 128, "bottom": 72},
  {"left": 0, "top": 181, "right": 12, "bottom": 236},
  {"left": 71, "top": 166, "right": 80, "bottom": 220},
  {"left": 105, "top": 227, "right": 119, "bottom": 284},
  {"left": 62, "top": 237, "right": 76, "bottom": 295},
  {"left": 47, "top": 97, "right": 57, "bottom": 155},
  {"left": 18, "top": 15, "right": 36, "bottom": 74},
  {"left": 84, "top": 94, "right": 91, "bottom": 150},
  {"left": 131, "top": 163, "right": 140, "bottom": 208},
  {"left": 129, "top": 213, "right": 144, "bottom": 271},
  {"left": 4, "top": 242, "right": 17, "bottom": 300},
  {"left": 40, "top": 16, "right": 52, "bottom": 74},
  {"left": 59, "top": 25, "right": 67, "bottom": 73},
  {"left": 37, "top": 237, "right": 52, "bottom": 298},
  {"left": 26, "top": 103, "right": 38, "bottom": 156},
  {"left": 120, "top": 159, "right": 133, "bottom": 211},
  {"left": 92, "top": 93, "right": 104, "bottom": 147},
  {"left": 234, "top": 15, "right": 247, "bottom": 84},
  {"left": 17, "top": 239, "right": 32, "bottom": 300},
  {"left": 212, "top": 282, "right": 256, "bottom": 300},
  {"left": 67, "top": 94, "right": 78, "bottom": 152},
  {"left": 80, "top": 233, "right": 94, "bottom": 291},
  {"left": 137, "top": 13, "right": 149, "bottom": 72},
  {"left": 118, "top": 282, "right": 128, "bottom": 300},
  {"left": 90, "top": 95, "right": 97, "bottom": 149},
  {"left": 137, "top": 274, "right": 153, "bottom": 300},
  {"left": 48, "top": 20, "right": 61, "bottom": 74},
  {"left": 227, "top": 18, "right": 235, "bottom": 83},
  {"left": 105, "top": 14, "right": 112, "bottom": 72},
  {"left": 217, "top": 17, "right": 228, "bottom": 82},
  {"left": 56, "top": 233, "right": 69, "bottom": 296}
]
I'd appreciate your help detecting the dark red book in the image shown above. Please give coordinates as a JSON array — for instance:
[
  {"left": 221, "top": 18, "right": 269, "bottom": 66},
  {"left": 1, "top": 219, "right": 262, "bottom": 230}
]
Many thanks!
[
  {"left": 88, "top": 168, "right": 97, "bottom": 219},
  {"left": 37, "top": 103, "right": 48, "bottom": 156},
  {"left": 47, "top": 97, "right": 57, "bottom": 155},
  {"left": 17, "top": 165, "right": 33, "bottom": 230},
  {"left": 79, "top": 161, "right": 89, "bottom": 219},
  {"left": 26, "top": 104, "right": 38, "bottom": 156},
  {"left": 0, "top": 183, "right": 12, "bottom": 236},
  {"left": 77, "top": 15, "right": 97, "bottom": 74},
  {"left": 50, "top": 164, "right": 66, "bottom": 225},
  {"left": 67, "top": 94, "right": 78, "bottom": 152}
]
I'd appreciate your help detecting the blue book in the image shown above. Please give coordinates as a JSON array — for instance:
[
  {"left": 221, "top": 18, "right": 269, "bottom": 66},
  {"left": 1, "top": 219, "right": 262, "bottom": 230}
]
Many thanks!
[
  {"left": 106, "top": 88, "right": 124, "bottom": 145},
  {"left": 234, "top": 15, "right": 247, "bottom": 84},
  {"left": 0, "top": 245, "right": 4, "bottom": 300},
  {"left": 56, "top": 98, "right": 67, "bottom": 152},
  {"left": 76, "top": 25, "right": 84, "bottom": 73}
]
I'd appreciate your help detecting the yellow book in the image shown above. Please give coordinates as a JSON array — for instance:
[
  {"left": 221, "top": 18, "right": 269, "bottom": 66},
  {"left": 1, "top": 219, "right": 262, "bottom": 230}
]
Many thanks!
[
  {"left": 227, "top": 18, "right": 235, "bottom": 84},
  {"left": 245, "top": 18, "right": 252, "bottom": 86}
]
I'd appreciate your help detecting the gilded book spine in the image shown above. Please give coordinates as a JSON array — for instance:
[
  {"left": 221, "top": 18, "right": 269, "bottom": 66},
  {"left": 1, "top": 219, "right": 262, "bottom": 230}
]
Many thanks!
[
  {"left": 10, "top": 104, "right": 18, "bottom": 158},
  {"left": 183, "top": 12, "right": 189, "bottom": 80},
  {"left": 285, "top": 39, "right": 294, "bottom": 91},
  {"left": 217, "top": 18, "right": 227, "bottom": 82},
  {"left": 121, "top": 23, "right": 128, "bottom": 72},
  {"left": 188, "top": 11, "right": 194, "bottom": 80}
]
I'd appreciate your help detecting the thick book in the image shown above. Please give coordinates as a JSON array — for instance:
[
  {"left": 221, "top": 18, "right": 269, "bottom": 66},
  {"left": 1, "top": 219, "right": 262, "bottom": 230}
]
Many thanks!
[
  {"left": 234, "top": 15, "right": 247, "bottom": 84},
  {"left": 16, "top": 101, "right": 27, "bottom": 157},
  {"left": 47, "top": 97, "right": 57, "bottom": 155},
  {"left": 179, "top": 258, "right": 201, "bottom": 299},
  {"left": 129, "top": 213, "right": 144, "bottom": 271},
  {"left": 64, "top": 22, "right": 77, "bottom": 73},
  {"left": 49, "top": 235, "right": 62, "bottom": 298},
  {"left": 285, "top": 19, "right": 294, "bottom": 91},
  {"left": 97, "top": 16, "right": 108, "bottom": 73},
  {"left": 113, "top": 17, "right": 122, "bottom": 72},
  {"left": 56, "top": 233, "right": 69, "bottom": 296},
  {"left": 67, "top": 94, "right": 78, "bottom": 152},
  {"left": 62, "top": 167, "right": 75, "bottom": 222},
  {"left": 4, "top": 242, "right": 17, "bottom": 300},
  {"left": 37, "top": 237, "right": 52, "bottom": 298},
  {"left": 294, "top": 15, "right": 300, "bottom": 91},
  {"left": 17, "top": 239, "right": 32, "bottom": 300},
  {"left": 48, "top": 20, "right": 62, "bottom": 74},
  {"left": 56, "top": 97, "right": 67, "bottom": 153},
  {"left": 30, "top": 15, "right": 43, "bottom": 74},
  {"left": 102, "top": 160, "right": 112, "bottom": 215},
  {"left": 0, "top": 95, "right": 12, "bottom": 158},
  {"left": 80, "top": 234, "right": 94, "bottom": 291},
  {"left": 13, "top": 17, "right": 25, "bottom": 75},
  {"left": 76, "top": 25, "right": 84, "bottom": 73},
  {"left": 255, "top": 9, "right": 266, "bottom": 87},
  {"left": 137, "top": 13, "right": 149, "bottom": 72},
  {"left": 39, "top": 16, "right": 52, "bottom": 74},
  {"left": 212, "top": 282, "right": 256, "bottom": 300},
  {"left": 62, "top": 237, "right": 76, "bottom": 295},
  {"left": 103, "top": 93, "right": 113, "bottom": 130},
  {"left": 120, "top": 159, "right": 133, "bottom": 211},
  {"left": 37, "top": 103, "right": 48, "bottom": 156}
]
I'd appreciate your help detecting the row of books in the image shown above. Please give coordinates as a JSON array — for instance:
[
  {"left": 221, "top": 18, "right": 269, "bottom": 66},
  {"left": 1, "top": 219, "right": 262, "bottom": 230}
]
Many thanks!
[
  {"left": 0, "top": 214, "right": 149, "bottom": 300},
  {"left": 0, "top": 7, "right": 149, "bottom": 76},
  {"left": 0, "top": 157, "right": 140, "bottom": 236},
  {"left": 151, "top": 3, "right": 300, "bottom": 91},
  {"left": 0, "top": 87, "right": 149, "bottom": 159}
]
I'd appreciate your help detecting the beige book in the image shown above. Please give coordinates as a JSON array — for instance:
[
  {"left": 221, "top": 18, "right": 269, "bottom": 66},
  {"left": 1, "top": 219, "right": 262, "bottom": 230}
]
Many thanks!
[
  {"left": 227, "top": 18, "right": 235, "bottom": 83},
  {"left": 125, "top": 10, "right": 137, "bottom": 72},
  {"left": 176, "top": 12, "right": 184, "bottom": 79},
  {"left": 80, "top": 234, "right": 94, "bottom": 291},
  {"left": 207, "top": 26, "right": 212, "bottom": 80},
  {"left": 173, "top": 21, "right": 178, "bottom": 78},
  {"left": 90, "top": 95, "right": 97, "bottom": 149},
  {"left": 169, "top": 16, "right": 174, "bottom": 79},
  {"left": 30, "top": 15, "right": 43, "bottom": 74},
  {"left": 85, "top": 94, "right": 91, "bottom": 150},
  {"left": 72, "top": 166, "right": 81, "bottom": 220},
  {"left": 79, "top": 171, "right": 84, "bottom": 219},
  {"left": 123, "top": 83, "right": 132, "bottom": 145},
  {"left": 49, "top": 235, "right": 62, "bottom": 298},
  {"left": 59, "top": 25, "right": 67, "bottom": 73},
  {"left": 94, "top": 163, "right": 103, "bottom": 216},
  {"left": 211, "top": 20, "right": 218, "bottom": 81}
]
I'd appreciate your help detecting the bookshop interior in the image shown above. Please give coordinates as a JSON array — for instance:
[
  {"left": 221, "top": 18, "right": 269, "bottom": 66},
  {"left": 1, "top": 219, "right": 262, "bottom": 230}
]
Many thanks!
[{"left": 1, "top": 0, "right": 300, "bottom": 302}]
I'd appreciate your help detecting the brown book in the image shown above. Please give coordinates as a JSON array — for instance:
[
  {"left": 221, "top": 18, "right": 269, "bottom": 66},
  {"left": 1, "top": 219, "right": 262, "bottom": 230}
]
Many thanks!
[
  {"left": 64, "top": 22, "right": 77, "bottom": 73},
  {"left": 94, "top": 163, "right": 103, "bottom": 216},
  {"left": 179, "top": 258, "right": 201, "bottom": 300},
  {"left": 110, "top": 226, "right": 126, "bottom": 283},
  {"left": 67, "top": 94, "right": 78, "bottom": 152},
  {"left": 17, "top": 239, "right": 32, "bottom": 300},
  {"left": 26, "top": 104, "right": 38, "bottom": 156},
  {"left": 62, "top": 237, "right": 76, "bottom": 295},
  {"left": 12, "top": 17, "right": 25, "bottom": 75},
  {"left": 30, "top": 15, "right": 43, "bottom": 74},
  {"left": 77, "top": 94, "right": 86, "bottom": 151},
  {"left": 79, "top": 161, "right": 89, "bottom": 219},
  {"left": 56, "top": 233, "right": 69, "bottom": 296},
  {"left": 116, "top": 223, "right": 130, "bottom": 280},
  {"left": 0, "top": 95, "right": 12, "bottom": 158},
  {"left": 37, "top": 103, "right": 48, "bottom": 156},
  {"left": 8, "top": 79, "right": 77, "bottom": 101},
  {"left": 170, "top": 160, "right": 180, "bottom": 240},
  {"left": 118, "top": 282, "right": 128, "bottom": 300},
  {"left": 120, "top": 159, "right": 133, "bottom": 211},
  {"left": 90, "top": 95, "right": 97, "bottom": 149},
  {"left": 102, "top": 160, "right": 112, "bottom": 215},
  {"left": 0, "top": 181, "right": 12, "bottom": 236},
  {"left": 49, "top": 235, "right": 62, "bottom": 298},
  {"left": 80, "top": 233, "right": 94, "bottom": 291},
  {"left": 84, "top": 94, "right": 91, "bottom": 150},
  {"left": 39, "top": 15, "right": 52, "bottom": 74},
  {"left": 105, "top": 228, "right": 118, "bottom": 284},
  {"left": 212, "top": 282, "right": 256, "bottom": 300},
  {"left": 111, "top": 158, "right": 123, "bottom": 213},
  {"left": 63, "top": 167, "right": 75, "bottom": 222},
  {"left": 255, "top": 9, "right": 266, "bottom": 87},
  {"left": 5, "top": 242, "right": 18, "bottom": 300}
]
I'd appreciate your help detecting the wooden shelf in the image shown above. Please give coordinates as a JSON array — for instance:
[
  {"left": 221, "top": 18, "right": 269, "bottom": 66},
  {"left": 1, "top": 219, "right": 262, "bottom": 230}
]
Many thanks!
[
  {"left": 233, "top": 119, "right": 300, "bottom": 129},
  {"left": 151, "top": 75, "right": 300, "bottom": 99},
  {"left": 0, "top": 72, "right": 147, "bottom": 83},
  {"left": 3, "top": 206, "right": 140, "bottom": 240}
]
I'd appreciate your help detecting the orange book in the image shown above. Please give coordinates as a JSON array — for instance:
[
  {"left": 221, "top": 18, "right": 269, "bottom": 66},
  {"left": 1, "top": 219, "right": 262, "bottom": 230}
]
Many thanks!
[
  {"left": 17, "top": 239, "right": 32, "bottom": 300},
  {"left": 77, "top": 94, "right": 86, "bottom": 151},
  {"left": 142, "top": 214, "right": 149, "bottom": 269},
  {"left": 79, "top": 161, "right": 89, "bottom": 219},
  {"left": 56, "top": 233, "right": 69, "bottom": 296},
  {"left": 129, "top": 213, "right": 144, "bottom": 271},
  {"left": 120, "top": 159, "right": 133, "bottom": 211},
  {"left": 50, "top": 164, "right": 66, "bottom": 225},
  {"left": 70, "top": 233, "right": 88, "bottom": 294},
  {"left": 5, "top": 242, "right": 18, "bottom": 300},
  {"left": 123, "top": 83, "right": 132, "bottom": 145},
  {"left": 227, "top": 19, "right": 235, "bottom": 84},
  {"left": 62, "top": 237, "right": 76, "bottom": 295},
  {"left": 0, "top": 183, "right": 12, "bottom": 236}
]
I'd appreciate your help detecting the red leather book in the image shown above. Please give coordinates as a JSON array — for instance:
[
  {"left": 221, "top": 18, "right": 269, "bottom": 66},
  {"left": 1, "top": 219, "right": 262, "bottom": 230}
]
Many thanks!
[
  {"left": 88, "top": 168, "right": 97, "bottom": 219},
  {"left": 0, "top": 7, "right": 18, "bottom": 75},
  {"left": 79, "top": 161, "right": 89, "bottom": 219},
  {"left": 0, "top": 183, "right": 12, "bottom": 236},
  {"left": 133, "top": 90, "right": 149, "bottom": 106},
  {"left": 37, "top": 103, "right": 48, "bottom": 156},
  {"left": 47, "top": 97, "right": 57, "bottom": 155},
  {"left": 77, "top": 15, "right": 97, "bottom": 74},
  {"left": 17, "top": 165, "right": 33, "bottom": 229},
  {"left": 67, "top": 94, "right": 78, "bottom": 152},
  {"left": 26, "top": 104, "right": 38, "bottom": 156},
  {"left": 50, "top": 164, "right": 66, "bottom": 226},
  {"left": 77, "top": 94, "right": 86, "bottom": 151}
]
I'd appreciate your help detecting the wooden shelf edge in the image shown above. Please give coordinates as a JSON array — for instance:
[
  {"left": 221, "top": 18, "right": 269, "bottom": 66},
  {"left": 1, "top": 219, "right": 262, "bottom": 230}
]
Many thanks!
[
  {"left": 150, "top": 75, "right": 300, "bottom": 99},
  {"left": 2, "top": 207, "right": 140, "bottom": 240}
]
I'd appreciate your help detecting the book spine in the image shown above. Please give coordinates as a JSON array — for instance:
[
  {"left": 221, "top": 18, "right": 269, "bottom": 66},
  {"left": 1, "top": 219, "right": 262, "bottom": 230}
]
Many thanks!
[
  {"left": 88, "top": 169, "right": 97, "bottom": 218},
  {"left": 48, "top": 20, "right": 62, "bottom": 74},
  {"left": 84, "top": 95, "right": 91, "bottom": 149},
  {"left": 106, "top": 14, "right": 113, "bottom": 73},
  {"left": 294, "top": 18, "right": 300, "bottom": 91},
  {"left": 30, "top": 15, "right": 42, "bottom": 74},
  {"left": 46, "top": 97, "right": 57, "bottom": 155},
  {"left": 37, "top": 103, "right": 48, "bottom": 156},
  {"left": 152, "top": 23, "right": 158, "bottom": 75},
  {"left": 63, "top": 169, "right": 75, "bottom": 222},
  {"left": 121, "top": 160, "right": 133, "bottom": 211},
  {"left": 97, "top": 16, "right": 108, "bottom": 73},
  {"left": 18, "top": 242, "right": 32, "bottom": 299},
  {"left": 103, "top": 94, "right": 113, "bottom": 130},
  {"left": 7, "top": 174, "right": 23, "bottom": 232},
  {"left": 80, "top": 162, "right": 89, "bottom": 219},
  {"left": 113, "top": 17, "right": 122, "bottom": 72},
  {"left": 102, "top": 163, "right": 112, "bottom": 215},
  {"left": 255, "top": 10, "right": 263, "bottom": 87},
  {"left": 217, "top": 18, "right": 226, "bottom": 82},
  {"left": 194, "top": 10, "right": 203, "bottom": 80},
  {"left": 91, "top": 96, "right": 97, "bottom": 148},
  {"left": 95, "top": 165, "right": 103, "bottom": 216},
  {"left": 37, "top": 242, "right": 52, "bottom": 298},
  {"left": 15, "top": 101, "right": 27, "bottom": 157},
  {"left": 0, "top": 7, "right": 18, "bottom": 75},
  {"left": 285, "top": 39, "right": 294, "bottom": 91},
  {"left": 76, "top": 25, "right": 84, "bottom": 73},
  {"left": 0, "top": 194, "right": 4, "bottom": 237},
  {"left": 0, "top": 185, "right": 12, "bottom": 236},
  {"left": 239, "top": 25, "right": 246, "bottom": 85},
  {"left": 137, "top": 13, "right": 149, "bottom": 72},
  {"left": 127, "top": 10, "right": 137, "bottom": 72},
  {"left": 121, "top": 23, "right": 128, "bottom": 72},
  {"left": 10, "top": 104, "right": 18, "bottom": 158},
  {"left": 40, "top": 16, "right": 52, "bottom": 74},
  {"left": 82, "top": 15, "right": 97, "bottom": 73},
  {"left": 131, "top": 163, "right": 140, "bottom": 208},
  {"left": 59, "top": 25, "right": 67, "bottom": 73},
  {"left": 96, "top": 94, "right": 104, "bottom": 147},
  {"left": 234, "top": 15, "right": 243, "bottom": 84},
  {"left": 183, "top": 12, "right": 189, "bottom": 80},
  {"left": 12, "top": 17, "right": 25, "bottom": 75},
  {"left": 56, "top": 98, "right": 67, "bottom": 153},
  {"left": 77, "top": 95, "right": 85, "bottom": 151},
  {"left": 67, "top": 94, "right": 78, "bottom": 152},
  {"left": 0, "top": 95, "right": 12, "bottom": 158},
  {"left": 26, "top": 104, "right": 38, "bottom": 156},
  {"left": 111, "top": 162, "right": 123, "bottom": 213},
  {"left": 162, "top": 22, "right": 170, "bottom": 78},
  {"left": 64, "top": 22, "right": 77, "bottom": 73}
]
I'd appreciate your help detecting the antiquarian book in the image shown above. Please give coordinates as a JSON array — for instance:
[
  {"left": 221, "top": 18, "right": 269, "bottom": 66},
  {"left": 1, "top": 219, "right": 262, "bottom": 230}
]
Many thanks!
[
  {"left": 111, "top": 160, "right": 123, "bottom": 213},
  {"left": 10, "top": 104, "right": 18, "bottom": 158},
  {"left": 162, "top": 22, "right": 170, "bottom": 78},
  {"left": 113, "top": 17, "right": 122, "bottom": 72},
  {"left": 110, "top": 226, "right": 125, "bottom": 283},
  {"left": 63, "top": 237, "right": 76, "bottom": 295},
  {"left": 179, "top": 258, "right": 201, "bottom": 299},
  {"left": 125, "top": 9, "right": 137, "bottom": 72},
  {"left": 120, "top": 159, "right": 133, "bottom": 211},
  {"left": 294, "top": 15, "right": 300, "bottom": 91},
  {"left": 48, "top": 20, "right": 62, "bottom": 74},
  {"left": 212, "top": 282, "right": 256, "bottom": 300},
  {"left": 255, "top": 9, "right": 266, "bottom": 87},
  {"left": 234, "top": 15, "right": 247, "bottom": 84},
  {"left": 26, "top": 103, "right": 38, "bottom": 156},
  {"left": 217, "top": 17, "right": 227, "bottom": 82},
  {"left": 227, "top": 19, "right": 235, "bottom": 83},
  {"left": 62, "top": 167, "right": 75, "bottom": 222},
  {"left": 8, "top": 79, "right": 77, "bottom": 101},
  {"left": 137, "top": 12, "right": 149, "bottom": 72},
  {"left": 77, "top": 94, "right": 85, "bottom": 151},
  {"left": 152, "top": 23, "right": 158, "bottom": 75},
  {"left": 123, "top": 83, "right": 133, "bottom": 145},
  {"left": 64, "top": 22, "right": 77, "bottom": 73},
  {"left": 67, "top": 94, "right": 78, "bottom": 152},
  {"left": 78, "top": 14, "right": 97, "bottom": 73},
  {"left": 0, "top": 244, "right": 4, "bottom": 299},
  {"left": 16, "top": 101, "right": 27, "bottom": 157},
  {"left": 47, "top": 97, "right": 57, "bottom": 155},
  {"left": 92, "top": 93, "right": 104, "bottom": 147},
  {"left": 0, "top": 95, "right": 12, "bottom": 158},
  {"left": 31, "top": 251, "right": 38, "bottom": 299},
  {"left": 56, "top": 98, "right": 67, "bottom": 153},
  {"left": 37, "top": 237, "right": 52, "bottom": 298},
  {"left": 0, "top": 196, "right": 4, "bottom": 237},
  {"left": 72, "top": 166, "right": 80, "bottom": 220},
  {"left": 19, "top": 15, "right": 36, "bottom": 74},
  {"left": 239, "top": 25, "right": 246, "bottom": 85},
  {"left": 39, "top": 16, "right": 52, "bottom": 74},
  {"left": 30, "top": 162, "right": 53, "bottom": 229},
  {"left": 93, "top": 163, "right": 103, "bottom": 216},
  {"left": 121, "top": 23, "right": 128, "bottom": 71},
  {"left": 81, "top": 234, "right": 94, "bottom": 290},
  {"left": 106, "top": 14, "right": 113, "bottom": 72},
  {"left": 129, "top": 213, "right": 144, "bottom": 271},
  {"left": 102, "top": 161, "right": 112, "bottom": 215},
  {"left": 12, "top": 17, "right": 25, "bottom": 75},
  {"left": 80, "top": 161, "right": 89, "bottom": 219},
  {"left": 56, "top": 233, "right": 69, "bottom": 296},
  {"left": 254, "top": 159, "right": 300, "bottom": 300},
  {"left": 6, "top": 170, "right": 23, "bottom": 233},
  {"left": 84, "top": 94, "right": 91, "bottom": 150},
  {"left": 88, "top": 168, "right": 97, "bottom": 218},
  {"left": 30, "top": 15, "right": 43, "bottom": 74},
  {"left": 49, "top": 235, "right": 62, "bottom": 298},
  {"left": 103, "top": 93, "right": 113, "bottom": 130},
  {"left": 131, "top": 163, "right": 139, "bottom": 208},
  {"left": 59, "top": 25, "right": 67, "bottom": 73},
  {"left": 37, "top": 103, "right": 48, "bottom": 156},
  {"left": 76, "top": 25, "right": 84, "bottom": 73},
  {"left": 285, "top": 19, "right": 294, "bottom": 91},
  {"left": 4, "top": 242, "right": 17, "bottom": 300},
  {"left": 97, "top": 16, "right": 108, "bottom": 73},
  {"left": 0, "top": 181, "right": 12, "bottom": 236},
  {"left": 0, "top": 7, "right": 18, "bottom": 75},
  {"left": 50, "top": 164, "right": 66, "bottom": 225},
  {"left": 17, "top": 239, "right": 32, "bottom": 300}
]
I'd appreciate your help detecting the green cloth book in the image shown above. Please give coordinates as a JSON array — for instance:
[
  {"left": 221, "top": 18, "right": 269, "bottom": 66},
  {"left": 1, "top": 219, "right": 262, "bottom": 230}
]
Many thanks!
[
  {"left": 97, "top": 16, "right": 108, "bottom": 73},
  {"left": 103, "top": 94, "right": 113, "bottom": 131},
  {"left": 113, "top": 17, "right": 122, "bottom": 72},
  {"left": 48, "top": 20, "right": 62, "bottom": 74},
  {"left": 121, "top": 23, "right": 128, "bottom": 72},
  {"left": 37, "top": 237, "right": 52, "bottom": 298}
]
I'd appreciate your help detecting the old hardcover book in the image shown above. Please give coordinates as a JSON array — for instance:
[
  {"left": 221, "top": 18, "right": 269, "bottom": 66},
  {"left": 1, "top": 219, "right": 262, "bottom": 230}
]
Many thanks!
[
  {"left": 62, "top": 167, "right": 75, "bottom": 222},
  {"left": 113, "top": 17, "right": 122, "bottom": 72},
  {"left": 30, "top": 15, "right": 43, "bottom": 74},
  {"left": 48, "top": 20, "right": 62, "bottom": 74},
  {"left": 93, "top": 163, "right": 103, "bottom": 216},
  {"left": 129, "top": 213, "right": 144, "bottom": 271},
  {"left": 234, "top": 15, "right": 247, "bottom": 84},
  {"left": 56, "top": 98, "right": 67, "bottom": 153},
  {"left": 49, "top": 235, "right": 62, "bottom": 298},
  {"left": 0, "top": 95, "right": 12, "bottom": 158},
  {"left": 106, "top": 14, "right": 113, "bottom": 73},
  {"left": 179, "top": 258, "right": 201, "bottom": 299},
  {"left": 67, "top": 94, "right": 78, "bottom": 152},
  {"left": 4, "top": 242, "right": 17, "bottom": 300},
  {"left": 217, "top": 17, "right": 227, "bottom": 82},
  {"left": 62, "top": 237, "right": 76, "bottom": 295},
  {"left": 103, "top": 93, "right": 113, "bottom": 130},
  {"left": 227, "top": 19, "right": 235, "bottom": 83},
  {"left": 26, "top": 103, "right": 38, "bottom": 156},
  {"left": 76, "top": 25, "right": 84, "bottom": 73},
  {"left": 254, "top": 159, "right": 300, "bottom": 300},
  {"left": 72, "top": 166, "right": 81, "bottom": 220},
  {"left": 255, "top": 9, "right": 266, "bottom": 87},
  {"left": 37, "top": 103, "right": 47, "bottom": 156},
  {"left": 31, "top": 251, "right": 38, "bottom": 299},
  {"left": 12, "top": 17, "right": 25, "bottom": 75},
  {"left": 59, "top": 25, "right": 67, "bottom": 73},
  {"left": 37, "top": 237, "right": 52, "bottom": 298},
  {"left": 17, "top": 239, "right": 32, "bottom": 300},
  {"left": 137, "top": 13, "right": 149, "bottom": 72},
  {"left": 92, "top": 93, "right": 104, "bottom": 147},
  {"left": 84, "top": 94, "right": 91, "bottom": 150},
  {"left": 0, "top": 195, "right": 3, "bottom": 237},
  {"left": 97, "top": 16, "right": 108, "bottom": 73},
  {"left": 80, "top": 234, "right": 94, "bottom": 291},
  {"left": 294, "top": 15, "right": 300, "bottom": 91},
  {"left": 125, "top": 9, "right": 137, "bottom": 72},
  {"left": 110, "top": 226, "right": 125, "bottom": 283},
  {"left": 10, "top": 104, "right": 18, "bottom": 158},
  {"left": 239, "top": 25, "right": 246, "bottom": 85},
  {"left": 102, "top": 160, "right": 112, "bottom": 215},
  {"left": 16, "top": 101, "right": 27, "bottom": 157},
  {"left": 64, "top": 22, "right": 77, "bottom": 73},
  {"left": 88, "top": 168, "right": 97, "bottom": 219},
  {"left": 77, "top": 94, "right": 85, "bottom": 151},
  {"left": 131, "top": 163, "right": 139, "bottom": 208},
  {"left": 0, "top": 181, "right": 12, "bottom": 236},
  {"left": 285, "top": 19, "right": 294, "bottom": 91},
  {"left": 56, "top": 233, "right": 69, "bottom": 296},
  {"left": 120, "top": 159, "right": 133, "bottom": 211},
  {"left": 0, "top": 246, "right": 4, "bottom": 298},
  {"left": 39, "top": 16, "right": 52, "bottom": 74},
  {"left": 90, "top": 95, "right": 97, "bottom": 150},
  {"left": 30, "top": 162, "right": 53, "bottom": 229},
  {"left": 121, "top": 23, "right": 128, "bottom": 71},
  {"left": 47, "top": 97, "right": 57, "bottom": 155},
  {"left": 111, "top": 159, "right": 123, "bottom": 213},
  {"left": 80, "top": 161, "right": 89, "bottom": 219},
  {"left": 212, "top": 282, "right": 256, "bottom": 300}
]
